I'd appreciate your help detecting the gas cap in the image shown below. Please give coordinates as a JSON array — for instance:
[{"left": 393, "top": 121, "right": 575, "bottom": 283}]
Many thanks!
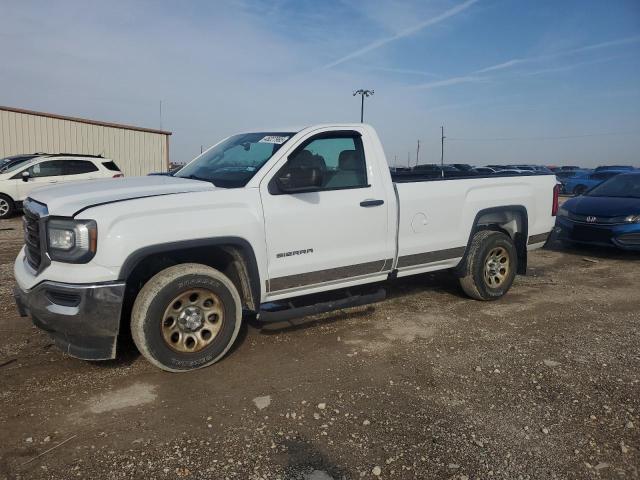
[{"left": 411, "top": 213, "right": 428, "bottom": 233}]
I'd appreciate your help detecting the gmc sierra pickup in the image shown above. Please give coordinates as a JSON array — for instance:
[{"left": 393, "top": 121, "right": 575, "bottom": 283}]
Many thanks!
[{"left": 13, "top": 124, "right": 559, "bottom": 371}]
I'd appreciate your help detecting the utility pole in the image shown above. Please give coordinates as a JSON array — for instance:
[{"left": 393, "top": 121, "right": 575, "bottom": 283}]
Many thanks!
[
  {"left": 416, "top": 140, "right": 420, "bottom": 167},
  {"left": 440, "top": 126, "right": 446, "bottom": 178},
  {"left": 353, "top": 89, "right": 374, "bottom": 122},
  {"left": 407, "top": 152, "right": 411, "bottom": 168}
]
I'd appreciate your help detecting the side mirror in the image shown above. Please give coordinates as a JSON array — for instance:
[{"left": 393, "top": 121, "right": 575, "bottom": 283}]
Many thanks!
[
  {"left": 276, "top": 165, "right": 323, "bottom": 193},
  {"left": 21, "top": 171, "right": 31, "bottom": 182}
]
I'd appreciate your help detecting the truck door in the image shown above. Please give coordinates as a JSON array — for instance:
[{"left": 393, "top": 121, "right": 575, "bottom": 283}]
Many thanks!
[{"left": 260, "top": 130, "right": 391, "bottom": 297}]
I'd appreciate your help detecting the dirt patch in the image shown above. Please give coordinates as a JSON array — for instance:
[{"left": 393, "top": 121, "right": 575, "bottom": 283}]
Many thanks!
[
  {"left": 85, "top": 382, "right": 158, "bottom": 414},
  {"left": 1, "top": 214, "right": 639, "bottom": 479}
]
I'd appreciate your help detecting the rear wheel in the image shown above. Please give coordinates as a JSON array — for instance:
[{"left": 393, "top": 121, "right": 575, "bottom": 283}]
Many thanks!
[
  {"left": 458, "top": 230, "right": 517, "bottom": 301},
  {"left": 131, "top": 263, "right": 242, "bottom": 372},
  {"left": 0, "top": 194, "right": 15, "bottom": 219}
]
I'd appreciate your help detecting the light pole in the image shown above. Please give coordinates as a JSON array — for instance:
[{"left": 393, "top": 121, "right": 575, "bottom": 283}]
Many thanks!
[
  {"left": 353, "top": 89, "right": 374, "bottom": 123},
  {"left": 440, "top": 126, "right": 446, "bottom": 178}
]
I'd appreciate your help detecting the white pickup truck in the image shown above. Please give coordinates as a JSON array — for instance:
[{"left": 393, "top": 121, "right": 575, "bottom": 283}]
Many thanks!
[{"left": 13, "top": 124, "right": 559, "bottom": 372}]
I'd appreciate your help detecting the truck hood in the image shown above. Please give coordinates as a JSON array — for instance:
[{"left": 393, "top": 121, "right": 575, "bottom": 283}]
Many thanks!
[{"left": 29, "top": 176, "right": 216, "bottom": 217}]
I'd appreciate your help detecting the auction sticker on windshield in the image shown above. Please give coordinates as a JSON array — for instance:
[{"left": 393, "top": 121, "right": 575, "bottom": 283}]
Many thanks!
[{"left": 259, "top": 136, "right": 289, "bottom": 144}]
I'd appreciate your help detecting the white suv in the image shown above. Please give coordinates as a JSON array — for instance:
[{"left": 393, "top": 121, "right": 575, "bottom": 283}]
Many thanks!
[{"left": 0, "top": 154, "right": 123, "bottom": 218}]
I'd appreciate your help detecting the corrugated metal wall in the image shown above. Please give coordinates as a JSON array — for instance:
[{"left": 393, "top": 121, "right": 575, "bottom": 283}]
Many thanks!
[{"left": 0, "top": 107, "right": 169, "bottom": 177}]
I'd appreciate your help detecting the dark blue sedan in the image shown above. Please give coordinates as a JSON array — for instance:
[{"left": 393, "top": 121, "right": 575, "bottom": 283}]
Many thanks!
[{"left": 555, "top": 172, "right": 640, "bottom": 250}]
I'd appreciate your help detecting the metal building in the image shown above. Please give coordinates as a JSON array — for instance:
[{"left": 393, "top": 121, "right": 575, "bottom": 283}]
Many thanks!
[{"left": 0, "top": 105, "right": 171, "bottom": 176}]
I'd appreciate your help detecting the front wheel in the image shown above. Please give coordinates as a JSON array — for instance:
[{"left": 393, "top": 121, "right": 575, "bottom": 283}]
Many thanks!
[
  {"left": 457, "top": 230, "right": 517, "bottom": 301},
  {"left": 0, "top": 194, "right": 16, "bottom": 219},
  {"left": 131, "top": 263, "right": 242, "bottom": 372}
]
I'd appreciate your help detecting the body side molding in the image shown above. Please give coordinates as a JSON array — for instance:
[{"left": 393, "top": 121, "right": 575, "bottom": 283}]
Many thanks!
[
  {"left": 397, "top": 246, "right": 466, "bottom": 269},
  {"left": 269, "top": 259, "right": 390, "bottom": 292},
  {"left": 528, "top": 231, "right": 552, "bottom": 245}
]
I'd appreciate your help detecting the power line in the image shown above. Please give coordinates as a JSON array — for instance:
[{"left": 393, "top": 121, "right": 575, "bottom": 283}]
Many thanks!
[{"left": 447, "top": 130, "right": 640, "bottom": 142}]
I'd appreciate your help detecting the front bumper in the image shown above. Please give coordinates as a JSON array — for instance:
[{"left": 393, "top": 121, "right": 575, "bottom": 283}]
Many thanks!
[
  {"left": 13, "top": 281, "right": 126, "bottom": 360},
  {"left": 555, "top": 217, "right": 640, "bottom": 251}
]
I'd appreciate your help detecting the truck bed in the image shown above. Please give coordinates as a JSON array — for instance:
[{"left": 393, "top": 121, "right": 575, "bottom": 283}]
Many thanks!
[{"left": 392, "top": 172, "right": 557, "bottom": 277}]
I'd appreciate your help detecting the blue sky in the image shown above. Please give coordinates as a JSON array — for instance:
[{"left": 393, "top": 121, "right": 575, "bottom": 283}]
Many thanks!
[{"left": 1, "top": 0, "right": 639, "bottom": 167}]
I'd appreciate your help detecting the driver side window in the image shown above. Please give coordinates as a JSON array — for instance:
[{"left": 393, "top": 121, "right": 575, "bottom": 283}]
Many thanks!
[{"left": 287, "top": 134, "right": 368, "bottom": 190}]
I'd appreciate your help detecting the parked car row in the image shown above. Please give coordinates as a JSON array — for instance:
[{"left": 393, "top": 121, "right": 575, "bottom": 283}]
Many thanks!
[
  {"left": 433, "top": 163, "right": 639, "bottom": 196},
  {"left": 0, "top": 153, "right": 122, "bottom": 218},
  {"left": 390, "top": 163, "right": 554, "bottom": 178},
  {"left": 556, "top": 166, "right": 635, "bottom": 195}
]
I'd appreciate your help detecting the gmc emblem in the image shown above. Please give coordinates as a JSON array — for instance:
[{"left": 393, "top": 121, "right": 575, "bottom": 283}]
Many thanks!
[{"left": 586, "top": 216, "right": 597, "bottom": 223}]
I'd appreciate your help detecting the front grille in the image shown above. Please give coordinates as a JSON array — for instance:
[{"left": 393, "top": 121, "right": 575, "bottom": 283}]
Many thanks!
[
  {"left": 22, "top": 200, "right": 46, "bottom": 271},
  {"left": 567, "top": 212, "right": 625, "bottom": 225}
]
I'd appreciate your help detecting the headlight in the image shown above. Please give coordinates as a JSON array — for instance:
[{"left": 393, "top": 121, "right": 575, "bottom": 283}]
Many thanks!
[
  {"left": 47, "top": 219, "right": 97, "bottom": 263},
  {"left": 625, "top": 214, "right": 640, "bottom": 224},
  {"left": 557, "top": 207, "right": 569, "bottom": 217}
]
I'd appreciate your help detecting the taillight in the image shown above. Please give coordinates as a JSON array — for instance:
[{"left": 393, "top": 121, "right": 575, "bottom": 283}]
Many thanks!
[
  {"left": 113, "top": 173, "right": 124, "bottom": 178},
  {"left": 552, "top": 184, "right": 560, "bottom": 216}
]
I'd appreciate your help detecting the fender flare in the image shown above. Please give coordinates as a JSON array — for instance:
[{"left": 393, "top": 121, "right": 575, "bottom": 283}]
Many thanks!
[
  {"left": 118, "top": 237, "right": 261, "bottom": 308},
  {"left": 458, "top": 205, "right": 529, "bottom": 275}
]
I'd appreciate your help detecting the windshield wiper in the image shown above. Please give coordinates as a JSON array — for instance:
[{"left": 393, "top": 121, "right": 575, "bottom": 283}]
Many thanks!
[
  {"left": 183, "top": 174, "right": 213, "bottom": 183},
  {"left": 181, "top": 174, "right": 221, "bottom": 187}
]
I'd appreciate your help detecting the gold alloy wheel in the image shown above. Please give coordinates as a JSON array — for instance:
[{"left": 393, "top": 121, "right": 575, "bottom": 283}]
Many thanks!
[
  {"left": 484, "top": 246, "right": 510, "bottom": 287},
  {"left": 161, "top": 288, "right": 224, "bottom": 353}
]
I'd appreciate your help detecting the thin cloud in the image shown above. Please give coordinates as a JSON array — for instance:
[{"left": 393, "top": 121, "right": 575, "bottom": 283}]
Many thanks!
[
  {"left": 412, "top": 36, "right": 638, "bottom": 91},
  {"left": 423, "top": 96, "right": 504, "bottom": 114},
  {"left": 474, "top": 59, "right": 525, "bottom": 74},
  {"left": 522, "top": 55, "right": 627, "bottom": 77},
  {"left": 411, "top": 75, "right": 485, "bottom": 90},
  {"left": 321, "top": 0, "right": 479, "bottom": 69},
  {"left": 367, "top": 66, "right": 441, "bottom": 78},
  {"left": 473, "top": 35, "right": 640, "bottom": 75},
  {"left": 570, "top": 35, "right": 640, "bottom": 54}
]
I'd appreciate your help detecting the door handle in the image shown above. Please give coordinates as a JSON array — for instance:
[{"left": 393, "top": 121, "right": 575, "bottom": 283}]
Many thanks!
[{"left": 360, "top": 199, "right": 384, "bottom": 207}]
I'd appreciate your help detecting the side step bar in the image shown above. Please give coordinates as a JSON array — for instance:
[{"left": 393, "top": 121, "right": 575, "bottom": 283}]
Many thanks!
[{"left": 258, "top": 288, "right": 386, "bottom": 323}]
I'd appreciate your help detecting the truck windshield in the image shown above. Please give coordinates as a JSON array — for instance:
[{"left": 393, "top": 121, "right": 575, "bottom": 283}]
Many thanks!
[{"left": 175, "top": 132, "right": 295, "bottom": 188}]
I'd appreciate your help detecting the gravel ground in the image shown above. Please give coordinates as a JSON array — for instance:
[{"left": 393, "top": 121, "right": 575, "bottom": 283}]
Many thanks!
[{"left": 0, "top": 214, "right": 638, "bottom": 480}]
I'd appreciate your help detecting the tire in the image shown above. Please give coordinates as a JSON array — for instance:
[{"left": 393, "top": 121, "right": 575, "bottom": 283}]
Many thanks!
[
  {"left": 458, "top": 230, "right": 518, "bottom": 301},
  {"left": 0, "top": 194, "right": 15, "bottom": 219},
  {"left": 131, "top": 263, "right": 242, "bottom": 372},
  {"left": 573, "top": 185, "right": 587, "bottom": 196}
]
